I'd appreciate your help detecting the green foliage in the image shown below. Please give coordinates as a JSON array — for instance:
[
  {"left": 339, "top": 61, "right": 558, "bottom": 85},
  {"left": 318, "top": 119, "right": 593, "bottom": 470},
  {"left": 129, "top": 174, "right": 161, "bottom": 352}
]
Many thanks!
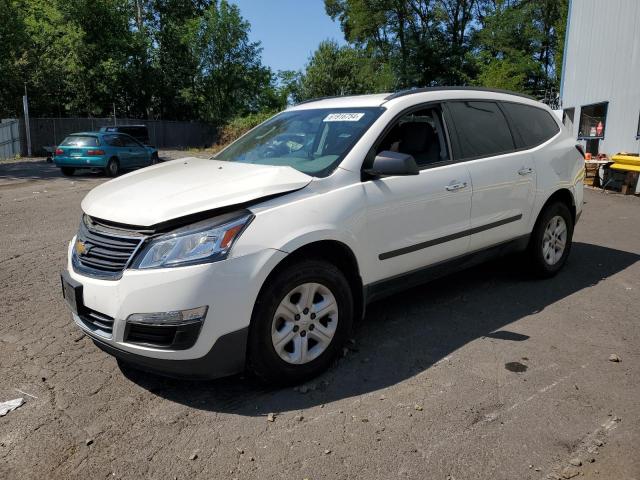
[
  {"left": 297, "top": 40, "right": 395, "bottom": 100},
  {"left": 216, "top": 110, "right": 275, "bottom": 147},
  {"left": 0, "top": 0, "right": 285, "bottom": 122},
  {"left": 325, "top": 0, "right": 568, "bottom": 97},
  {"left": 0, "top": 0, "right": 27, "bottom": 115},
  {"left": 182, "top": 0, "right": 272, "bottom": 124},
  {"left": 1, "top": 0, "right": 570, "bottom": 121},
  {"left": 473, "top": 0, "right": 567, "bottom": 96}
]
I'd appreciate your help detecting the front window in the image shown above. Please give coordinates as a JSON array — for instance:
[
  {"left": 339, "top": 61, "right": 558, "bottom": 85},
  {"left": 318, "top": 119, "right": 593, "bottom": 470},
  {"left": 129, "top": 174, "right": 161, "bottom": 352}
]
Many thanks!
[{"left": 213, "top": 108, "right": 384, "bottom": 177}]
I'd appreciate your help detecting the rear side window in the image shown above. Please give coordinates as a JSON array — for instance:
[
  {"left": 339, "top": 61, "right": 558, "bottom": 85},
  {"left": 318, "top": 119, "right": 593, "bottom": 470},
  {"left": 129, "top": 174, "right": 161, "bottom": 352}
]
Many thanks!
[
  {"left": 60, "top": 135, "right": 99, "bottom": 147},
  {"left": 447, "top": 101, "right": 515, "bottom": 159},
  {"left": 104, "top": 135, "right": 123, "bottom": 147},
  {"left": 120, "top": 135, "right": 140, "bottom": 147},
  {"left": 501, "top": 102, "right": 560, "bottom": 148}
]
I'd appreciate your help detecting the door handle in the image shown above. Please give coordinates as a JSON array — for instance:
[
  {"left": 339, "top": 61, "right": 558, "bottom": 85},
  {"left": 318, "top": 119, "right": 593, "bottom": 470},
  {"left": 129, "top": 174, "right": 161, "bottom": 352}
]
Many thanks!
[
  {"left": 518, "top": 167, "right": 534, "bottom": 175},
  {"left": 445, "top": 181, "right": 468, "bottom": 192}
]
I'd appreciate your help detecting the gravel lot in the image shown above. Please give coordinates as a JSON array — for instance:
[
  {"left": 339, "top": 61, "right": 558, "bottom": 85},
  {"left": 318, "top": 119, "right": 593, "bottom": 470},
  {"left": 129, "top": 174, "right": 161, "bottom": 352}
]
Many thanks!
[{"left": 1, "top": 157, "right": 639, "bottom": 480}]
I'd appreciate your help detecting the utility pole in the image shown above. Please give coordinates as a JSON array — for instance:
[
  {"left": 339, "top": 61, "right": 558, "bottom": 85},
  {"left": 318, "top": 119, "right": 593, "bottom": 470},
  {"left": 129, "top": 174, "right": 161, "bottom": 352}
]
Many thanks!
[
  {"left": 23, "top": 84, "right": 32, "bottom": 157},
  {"left": 113, "top": 102, "right": 117, "bottom": 126}
]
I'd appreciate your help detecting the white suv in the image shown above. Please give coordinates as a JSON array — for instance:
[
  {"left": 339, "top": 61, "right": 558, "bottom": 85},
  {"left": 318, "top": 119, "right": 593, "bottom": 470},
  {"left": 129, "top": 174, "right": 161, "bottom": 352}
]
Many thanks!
[{"left": 62, "top": 88, "right": 584, "bottom": 384}]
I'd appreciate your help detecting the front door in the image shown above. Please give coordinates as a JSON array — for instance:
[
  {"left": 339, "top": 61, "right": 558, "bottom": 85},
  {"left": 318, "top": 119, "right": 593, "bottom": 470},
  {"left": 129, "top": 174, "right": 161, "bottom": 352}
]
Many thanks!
[
  {"left": 362, "top": 106, "right": 472, "bottom": 284},
  {"left": 363, "top": 164, "right": 473, "bottom": 284},
  {"left": 120, "top": 135, "right": 146, "bottom": 166}
]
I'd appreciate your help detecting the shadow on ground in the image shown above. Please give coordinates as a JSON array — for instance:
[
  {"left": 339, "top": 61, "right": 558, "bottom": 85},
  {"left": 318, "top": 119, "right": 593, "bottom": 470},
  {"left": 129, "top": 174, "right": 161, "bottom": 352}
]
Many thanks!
[
  {"left": 119, "top": 242, "right": 638, "bottom": 415},
  {"left": 0, "top": 160, "right": 105, "bottom": 183}
]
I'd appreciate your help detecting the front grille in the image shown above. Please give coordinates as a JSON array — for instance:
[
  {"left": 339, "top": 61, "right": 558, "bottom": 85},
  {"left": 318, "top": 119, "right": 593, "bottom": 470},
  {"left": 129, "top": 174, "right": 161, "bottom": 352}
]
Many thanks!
[
  {"left": 79, "top": 309, "right": 115, "bottom": 338},
  {"left": 73, "top": 216, "right": 145, "bottom": 279}
]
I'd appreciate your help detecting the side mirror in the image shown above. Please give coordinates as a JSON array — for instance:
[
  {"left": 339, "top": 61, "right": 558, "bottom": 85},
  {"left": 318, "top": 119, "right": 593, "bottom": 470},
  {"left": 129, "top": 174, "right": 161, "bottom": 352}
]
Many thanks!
[{"left": 363, "top": 151, "right": 419, "bottom": 177}]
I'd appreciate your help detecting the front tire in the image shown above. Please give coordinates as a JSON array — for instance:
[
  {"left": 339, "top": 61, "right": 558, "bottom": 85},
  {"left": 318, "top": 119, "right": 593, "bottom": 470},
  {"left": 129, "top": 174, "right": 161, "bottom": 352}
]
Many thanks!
[
  {"left": 248, "top": 259, "right": 354, "bottom": 385},
  {"left": 527, "top": 201, "right": 574, "bottom": 277},
  {"left": 105, "top": 158, "right": 120, "bottom": 177},
  {"left": 60, "top": 167, "right": 75, "bottom": 176}
]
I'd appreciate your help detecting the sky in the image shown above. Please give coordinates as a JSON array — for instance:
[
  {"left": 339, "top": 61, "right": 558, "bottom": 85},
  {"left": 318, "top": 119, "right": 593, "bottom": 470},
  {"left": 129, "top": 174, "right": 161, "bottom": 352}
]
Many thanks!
[{"left": 229, "top": 0, "right": 346, "bottom": 73}]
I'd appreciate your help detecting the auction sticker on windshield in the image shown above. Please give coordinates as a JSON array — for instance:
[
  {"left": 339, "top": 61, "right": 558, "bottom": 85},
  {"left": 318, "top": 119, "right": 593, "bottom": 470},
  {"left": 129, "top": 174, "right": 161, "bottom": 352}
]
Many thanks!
[{"left": 323, "top": 113, "right": 365, "bottom": 122}]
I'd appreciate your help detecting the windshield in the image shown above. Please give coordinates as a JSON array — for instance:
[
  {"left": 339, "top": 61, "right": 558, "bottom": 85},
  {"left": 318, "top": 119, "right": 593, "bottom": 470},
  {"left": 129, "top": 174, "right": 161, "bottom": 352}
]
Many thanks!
[{"left": 213, "top": 107, "right": 384, "bottom": 176}]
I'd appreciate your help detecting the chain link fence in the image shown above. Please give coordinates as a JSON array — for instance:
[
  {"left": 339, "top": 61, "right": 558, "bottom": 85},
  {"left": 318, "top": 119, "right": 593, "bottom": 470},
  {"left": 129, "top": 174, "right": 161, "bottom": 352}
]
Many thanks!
[{"left": 19, "top": 117, "right": 217, "bottom": 156}]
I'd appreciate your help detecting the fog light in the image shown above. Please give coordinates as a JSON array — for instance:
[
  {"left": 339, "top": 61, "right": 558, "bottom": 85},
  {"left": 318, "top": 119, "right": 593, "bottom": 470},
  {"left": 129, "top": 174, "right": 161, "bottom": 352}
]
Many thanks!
[{"left": 126, "top": 306, "right": 208, "bottom": 326}]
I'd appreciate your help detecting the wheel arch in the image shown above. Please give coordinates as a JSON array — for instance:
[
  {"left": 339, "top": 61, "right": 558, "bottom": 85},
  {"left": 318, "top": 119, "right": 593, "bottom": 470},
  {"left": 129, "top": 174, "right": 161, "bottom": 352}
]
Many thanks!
[
  {"left": 255, "top": 240, "right": 365, "bottom": 323},
  {"left": 538, "top": 188, "right": 576, "bottom": 225}
]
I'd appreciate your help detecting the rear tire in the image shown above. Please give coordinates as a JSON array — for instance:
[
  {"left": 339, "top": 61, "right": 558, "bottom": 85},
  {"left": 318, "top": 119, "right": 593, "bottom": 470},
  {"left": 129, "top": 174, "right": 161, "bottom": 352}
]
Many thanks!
[
  {"left": 60, "top": 167, "right": 75, "bottom": 176},
  {"left": 105, "top": 158, "right": 120, "bottom": 177},
  {"left": 527, "top": 201, "right": 574, "bottom": 278},
  {"left": 247, "top": 259, "right": 354, "bottom": 385}
]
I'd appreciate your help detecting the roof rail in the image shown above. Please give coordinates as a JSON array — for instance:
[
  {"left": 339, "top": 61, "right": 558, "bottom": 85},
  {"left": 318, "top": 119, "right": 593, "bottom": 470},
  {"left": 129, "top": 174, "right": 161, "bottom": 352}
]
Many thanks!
[
  {"left": 294, "top": 92, "right": 393, "bottom": 106},
  {"left": 383, "top": 86, "right": 536, "bottom": 102},
  {"left": 294, "top": 95, "right": 342, "bottom": 106}
]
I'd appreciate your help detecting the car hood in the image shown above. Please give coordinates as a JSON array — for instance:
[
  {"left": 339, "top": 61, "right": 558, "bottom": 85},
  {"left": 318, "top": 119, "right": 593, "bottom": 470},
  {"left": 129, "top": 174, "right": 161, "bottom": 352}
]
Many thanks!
[{"left": 81, "top": 157, "right": 313, "bottom": 226}]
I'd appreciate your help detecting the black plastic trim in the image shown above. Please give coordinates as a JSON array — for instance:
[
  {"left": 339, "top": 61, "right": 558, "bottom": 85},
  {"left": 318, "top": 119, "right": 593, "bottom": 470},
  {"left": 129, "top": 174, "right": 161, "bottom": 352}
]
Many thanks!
[
  {"left": 92, "top": 327, "right": 249, "bottom": 379},
  {"left": 123, "top": 320, "right": 204, "bottom": 350},
  {"left": 367, "top": 235, "right": 530, "bottom": 303},
  {"left": 379, "top": 214, "right": 523, "bottom": 260}
]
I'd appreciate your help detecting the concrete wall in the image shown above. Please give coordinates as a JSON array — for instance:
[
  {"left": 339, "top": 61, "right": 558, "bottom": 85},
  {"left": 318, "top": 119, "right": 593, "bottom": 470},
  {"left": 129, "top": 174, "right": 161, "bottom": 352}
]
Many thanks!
[{"left": 561, "top": 0, "right": 640, "bottom": 154}]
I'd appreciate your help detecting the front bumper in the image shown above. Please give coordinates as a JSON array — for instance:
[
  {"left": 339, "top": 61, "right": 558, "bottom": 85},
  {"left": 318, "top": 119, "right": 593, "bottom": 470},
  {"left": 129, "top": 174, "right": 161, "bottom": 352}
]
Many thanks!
[
  {"left": 65, "top": 240, "right": 286, "bottom": 377},
  {"left": 92, "top": 327, "right": 249, "bottom": 379}
]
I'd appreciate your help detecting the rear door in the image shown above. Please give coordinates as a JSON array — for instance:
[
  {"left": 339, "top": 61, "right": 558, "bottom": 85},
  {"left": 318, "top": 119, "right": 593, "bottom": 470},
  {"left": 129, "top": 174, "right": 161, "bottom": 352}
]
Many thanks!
[{"left": 445, "top": 100, "right": 535, "bottom": 251}]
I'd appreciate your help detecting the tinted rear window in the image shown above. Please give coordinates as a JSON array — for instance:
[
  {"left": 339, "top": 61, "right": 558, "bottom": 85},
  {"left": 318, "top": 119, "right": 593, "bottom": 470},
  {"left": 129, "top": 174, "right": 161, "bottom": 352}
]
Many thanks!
[
  {"left": 103, "top": 135, "right": 123, "bottom": 146},
  {"left": 120, "top": 135, "right": 140, "bottom": 147},
  {"left": 60, "top": 135, "right": 99, "bottom": 147},
  {"left": 501, "top": 102, "right": 560, "bottom": 148},
  {"left": 447, "top": 101, "right": 515, "bottom": 159},
  {"left": 121, "top": 127, "right": 147, "bottom": 136}
]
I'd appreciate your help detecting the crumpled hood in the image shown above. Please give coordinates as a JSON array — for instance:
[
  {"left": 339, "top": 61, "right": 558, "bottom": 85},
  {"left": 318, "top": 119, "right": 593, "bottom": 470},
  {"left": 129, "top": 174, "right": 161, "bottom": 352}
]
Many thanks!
[{"left": 81, "top": 157, "right": 312, "bottom": 226}]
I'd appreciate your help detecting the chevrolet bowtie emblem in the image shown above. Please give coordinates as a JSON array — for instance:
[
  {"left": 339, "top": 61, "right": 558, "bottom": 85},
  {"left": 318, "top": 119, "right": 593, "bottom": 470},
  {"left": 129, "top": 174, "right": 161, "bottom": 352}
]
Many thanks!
[{"left": 75, "top": 239, "right": 88, "bottom": 256}]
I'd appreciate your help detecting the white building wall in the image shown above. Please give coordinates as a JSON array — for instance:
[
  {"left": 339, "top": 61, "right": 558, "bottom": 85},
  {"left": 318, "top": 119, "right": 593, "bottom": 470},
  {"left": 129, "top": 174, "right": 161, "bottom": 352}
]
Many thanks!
[{"left": 561, "top": 0, "right": 640, "bottom": 154}]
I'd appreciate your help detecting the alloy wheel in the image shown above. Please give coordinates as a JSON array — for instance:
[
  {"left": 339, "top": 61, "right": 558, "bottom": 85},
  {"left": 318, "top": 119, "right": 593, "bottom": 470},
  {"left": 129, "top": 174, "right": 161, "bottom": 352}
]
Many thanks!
[
  {"left": 271, "top": 282, "right": 338, "bottom": 365},
  {"left": 542, "top": 215, "right": 567, "bottom": 265}
]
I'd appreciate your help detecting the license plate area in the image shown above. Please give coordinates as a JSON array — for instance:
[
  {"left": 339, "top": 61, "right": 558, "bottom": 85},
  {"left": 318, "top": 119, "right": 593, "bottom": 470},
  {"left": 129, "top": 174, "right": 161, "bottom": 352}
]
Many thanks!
[{"left": 61, "top": 271, "right": 84, "bottom": 315}]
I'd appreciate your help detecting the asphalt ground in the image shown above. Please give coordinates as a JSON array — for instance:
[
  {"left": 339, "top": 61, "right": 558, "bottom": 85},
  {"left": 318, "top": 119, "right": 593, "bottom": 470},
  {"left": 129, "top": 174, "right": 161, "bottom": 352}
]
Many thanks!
[{"left": 1, "top": 157, "right": 639, "bottom": 479}]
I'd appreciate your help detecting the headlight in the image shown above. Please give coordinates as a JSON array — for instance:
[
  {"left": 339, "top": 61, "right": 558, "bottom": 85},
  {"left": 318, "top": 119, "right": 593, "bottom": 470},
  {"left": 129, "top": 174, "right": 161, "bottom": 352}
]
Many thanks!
[{"left": 133, "top": 211, "right": 253, "bottom": 269}]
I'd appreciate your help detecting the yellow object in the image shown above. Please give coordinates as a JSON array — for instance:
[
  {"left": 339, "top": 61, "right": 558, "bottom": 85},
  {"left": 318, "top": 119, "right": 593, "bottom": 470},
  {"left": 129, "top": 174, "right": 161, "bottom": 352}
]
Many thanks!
[{"left": 610, "top": 153, "right": 640, "bottom": 172}]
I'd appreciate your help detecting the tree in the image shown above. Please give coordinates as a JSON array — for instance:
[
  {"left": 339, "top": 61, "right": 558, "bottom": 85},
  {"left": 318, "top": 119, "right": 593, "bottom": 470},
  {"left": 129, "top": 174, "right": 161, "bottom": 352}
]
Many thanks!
[
  {"left": 473, "top": 0, "right": 567, "bottom": 96},
  {"left": 325, "top": 0, "right": 479, "bottom": 87},
  {"left": 182, "top": 0, "right": 272, "bottom": 124},
  {"left": 297, "top": 40, "right": 395, "bottom": 100},
  {"left": 0, "top": 0, "right": 27, "bottom": 116},
  {"left": 15, "top": 0, "right": 86, "bottom": 116}
]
